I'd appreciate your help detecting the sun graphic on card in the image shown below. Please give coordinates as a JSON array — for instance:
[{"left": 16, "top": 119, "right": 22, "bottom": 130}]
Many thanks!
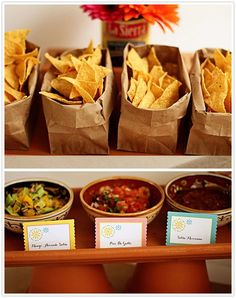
[
  {"left": 102, "top": 225, "right": 115, "bottom": 238},
  {"left": 172, "top": 218, "right": 186, "bottom": 232},
  {"left": 29, "top": 228, "right": 43, "bottom": 241}
]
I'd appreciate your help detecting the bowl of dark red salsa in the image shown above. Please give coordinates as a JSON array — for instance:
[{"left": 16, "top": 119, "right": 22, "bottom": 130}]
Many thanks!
[
  {"left": 80, "top": 176, "right": 165, "bottom": 224},
  {"left": 165, "top": 173, "right": 231, "bottom": 227}
]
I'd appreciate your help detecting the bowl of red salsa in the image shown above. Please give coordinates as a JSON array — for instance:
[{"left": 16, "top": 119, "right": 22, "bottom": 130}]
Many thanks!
[
  {"left": 165, "top": 173, "right": 231, "bottom": 227},
  {"left": 80, "top": 177, "right": 165, "bottom": 224}
]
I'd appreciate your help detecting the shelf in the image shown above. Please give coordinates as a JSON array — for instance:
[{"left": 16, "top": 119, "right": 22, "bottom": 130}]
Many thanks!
[{"left": 5, "top": 189, "right": 231, "bottom": 267}]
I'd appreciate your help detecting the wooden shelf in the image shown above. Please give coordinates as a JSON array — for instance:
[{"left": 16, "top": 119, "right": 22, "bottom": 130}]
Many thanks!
[{"left": 5, "top": 189, "right": 231, "bottom": 267}]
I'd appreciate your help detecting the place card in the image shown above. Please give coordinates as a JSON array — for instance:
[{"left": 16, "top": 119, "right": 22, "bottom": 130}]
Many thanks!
[
  {"left": 96, "top": 218, "right": 147, "bottom": 248},
  {"left": 23, "top": 219, "right": 75, "bottom": 251},
  {"left": 166, "top": 211, "right": 217, "bottom": 246}
]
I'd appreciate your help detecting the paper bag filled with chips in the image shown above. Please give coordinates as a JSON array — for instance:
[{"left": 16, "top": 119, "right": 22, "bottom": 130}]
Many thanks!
[
  {"left": 117, "top": 44, "right": 191, "bottom": 154},
  {"left": 186, "top": 48, "right": 231, "bottom": 155},
  {"left": 5, "top": 29, "right": 40, "bottom": 150},
  {"left": 40, "top": 42, "right": 115, "bottom": 154}
]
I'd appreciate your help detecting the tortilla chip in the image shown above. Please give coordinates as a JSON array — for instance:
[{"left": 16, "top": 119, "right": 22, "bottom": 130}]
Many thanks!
[
  {"left": 151, "top": 80, "right": 181, "bottom": 109},
  {"left": 15, "top": 56, "right": 38, "bottom": 87},
  {"left": 4, "top": 91, "right": 15, "bottom": 105},
  {"left": 87, "top": 45, "right": 102, "bottom": 65},
  {"left": 160, "top": 73, "right": 176, "bottom": 90},
  {"left": 51, "top": 77, "right": 73, "bottom": 98},
  {"left": 45, "top": 53, "right": 71, "bottom": 73},
  {"left": 149, "top": 66, "right": 166, "bottom": 86},
  {"left": 4, "top": 64, "right": 19, "bottom": 90},
  {"left": 224, "top": 72, "right": 231, "bottom": 113},
  {"left": 5, "top": 29, "right": 30, "bottom": 50},
  {"left": 151, "top": 83, "right": 164, "bottom": 99},
  {"left": 65, "top": 55, "right": 79, "bottom": 73},
  {"left": 5, "top": 81, "right": 26, "bottom": 101},
  {"left": 133, "top": 70, "right": 152, "bottom": 84},
  {"left": 69, "top": 87, "right": 81, "bottom": 99},
  {"left": 213, "top": 49, "right": 229, "bottom": 73},
  {"left": 5, "top": 29, "right": 30, "bottom": 65},
  {"left": 77, "top": 60, "right": 96, "bottom": 82},
  {"left": 201, "top": 70, "right": 210, "bottom": 98},
  {"left": 77, "top": 80, "right": 98, "bottom": 99},
  {"left": 5, "top": 39, "right": 25, "bottom": 60},
  {"left": 205, "top": 70, "right": 228, "bottom": 113},
  {"left": 83, "top": 40, "right": 94, "bottom": 55},
  {"left": 74, "top": 85, "right": 95, "bottom": 103},
  {"left": 147, "top": 46, "right": 161, "bottom": 70},
  {"left": 57, "top": 71, "right": 79, "bottom": 99},
  {"left": 58, "top": 70, "right": 77, "bottom": 79},
  {"left": 40, "top": 91, "right": 82, "bottom": 105},
  {"left": 12, "top": 48, "right": 39, "bottom": 62},
  {"left": 201, "top": 57, "right": 215, "bottom": 72},
  {"left": 225, "top": 51, "right": 231, "bottom": 65},
  {"left": 93, "top": 64, "right": 111, "bottom": 80},
  {"left": 128, "top": 78, "right": 138, "bottom": 102},
  {"left": 138, "top": 90, "right": 155, "bottom": 109},
  {"left": 132, "top": 78, "right": 148, "bottom": 107},
  {"left": 202, "top": 68, "right": 213, "bottom": 87},
  {"left": 127, "top": 48, "right": 149, "bottom": 73},
  {"left": 97, "top": 79, "right": 104, "bottom": 97}
]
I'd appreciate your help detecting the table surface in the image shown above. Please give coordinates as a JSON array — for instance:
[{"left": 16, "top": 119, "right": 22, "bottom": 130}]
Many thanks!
[{"left": 5, "top": 189, "right": 231, "bottom": 267}]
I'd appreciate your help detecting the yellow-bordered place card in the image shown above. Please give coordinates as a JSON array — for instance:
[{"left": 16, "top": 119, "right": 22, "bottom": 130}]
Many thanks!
[
  {"left": 23, "top": 219, "right": 75, "bottom": 251},
  {"left": 95, "top": 217, "right": 147, "bottom": 248}
]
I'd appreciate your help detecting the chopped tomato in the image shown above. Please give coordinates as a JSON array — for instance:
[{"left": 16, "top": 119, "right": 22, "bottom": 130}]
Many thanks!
[{"left": 90, "top": 184, "right": 150, "bottom": 213}]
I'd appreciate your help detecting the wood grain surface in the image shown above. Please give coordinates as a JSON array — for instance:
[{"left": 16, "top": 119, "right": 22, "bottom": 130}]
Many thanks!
[{"left": 5, "top": 189, "right": 231, "bottom": 267}]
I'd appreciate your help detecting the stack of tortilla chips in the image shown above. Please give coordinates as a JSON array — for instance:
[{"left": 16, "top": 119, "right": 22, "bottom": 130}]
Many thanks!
[
  {"left": 126, "top": 47, "right": 182, "bottom": 109},
  {"left": 201, "top": 49, "right": 231, "bottom": 113},
  {"left": 4, "top": 29, "right": 40, "bottom": 105},
  {"left": 40, "top": 41, "right": 111, "bottom": 105}
]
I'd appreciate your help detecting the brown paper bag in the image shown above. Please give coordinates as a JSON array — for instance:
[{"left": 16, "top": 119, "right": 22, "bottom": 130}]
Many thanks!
[
  {"left": 117, "top": 43, "right": 191, "bottom": 154},
  {"left": 41, "top": 48, "right": 115, "bottom": 154},
  {"left": 186, "top": 48, "right": 231, "bottom": 155},
  {"left": 5, "top": 41, "right": 40, "bottom": 150}
]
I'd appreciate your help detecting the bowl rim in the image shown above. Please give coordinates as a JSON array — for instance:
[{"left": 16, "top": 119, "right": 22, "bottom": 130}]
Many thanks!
[
  {"left": 165, "top": 173, "right": 231, "bottom": 214},
  {"left": 80, "top": 176, "right": 165, "bottom": 217},
  {"left": 5, "top": 178, "right": 74, "bottom": 220}
]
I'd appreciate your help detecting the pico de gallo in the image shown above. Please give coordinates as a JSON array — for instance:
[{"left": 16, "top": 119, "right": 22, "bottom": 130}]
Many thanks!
[{"left": 90, "top": 184, "right": 150, "bottom": 213}]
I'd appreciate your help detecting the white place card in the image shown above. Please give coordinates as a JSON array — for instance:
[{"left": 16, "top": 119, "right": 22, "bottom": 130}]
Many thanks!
[{"left": 96, "top": 217, "right": 147, "bottom": 248}]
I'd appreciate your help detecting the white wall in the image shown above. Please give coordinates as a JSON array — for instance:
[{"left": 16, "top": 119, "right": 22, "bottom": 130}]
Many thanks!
[
  {"left": 5, "top": 171, "right": 191, "bottom": 187},
  {"left": 4, "top": 3, "right": 233, "bottom": 53}
]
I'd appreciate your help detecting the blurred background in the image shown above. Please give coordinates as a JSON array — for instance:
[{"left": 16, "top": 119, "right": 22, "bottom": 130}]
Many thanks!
[{"left": 5, "top": 3, "right": 233, "bottom": 53}]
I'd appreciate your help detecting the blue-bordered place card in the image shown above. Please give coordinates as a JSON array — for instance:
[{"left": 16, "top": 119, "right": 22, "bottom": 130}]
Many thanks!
[{"left": 166, "top": 211, "right": 217, "bottom": 246}]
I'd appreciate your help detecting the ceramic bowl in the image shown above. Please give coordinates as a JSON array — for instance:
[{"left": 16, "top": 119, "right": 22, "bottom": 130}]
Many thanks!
[
  {"left": 80, "top": 176, "right": 165, "bottom": 224},
  {"left": 165, "top": 173, "right": 231, "bottom": 227},
  {"left": 5, "top": 178, "right": 74, "bottom": 233}
]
